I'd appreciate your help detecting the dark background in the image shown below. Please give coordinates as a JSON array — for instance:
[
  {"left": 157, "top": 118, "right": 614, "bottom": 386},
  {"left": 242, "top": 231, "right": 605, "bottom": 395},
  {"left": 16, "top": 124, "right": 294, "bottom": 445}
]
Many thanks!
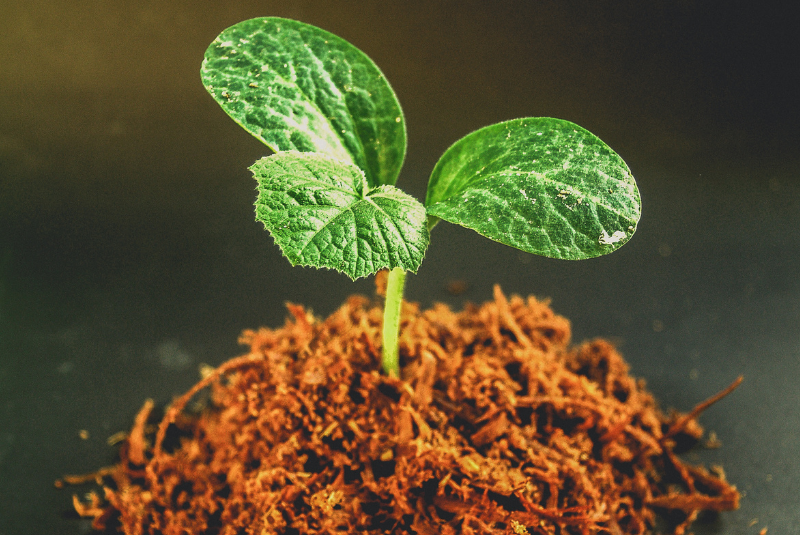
[{"left": 1, "top": 1, "right": 798, "bottom": 533}]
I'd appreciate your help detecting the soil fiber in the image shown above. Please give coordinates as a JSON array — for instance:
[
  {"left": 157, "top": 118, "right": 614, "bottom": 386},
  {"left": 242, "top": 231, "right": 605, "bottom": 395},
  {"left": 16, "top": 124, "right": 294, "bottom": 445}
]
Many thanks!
[{"left": 69, "top": 285, "right": 739, "bottom": 535}]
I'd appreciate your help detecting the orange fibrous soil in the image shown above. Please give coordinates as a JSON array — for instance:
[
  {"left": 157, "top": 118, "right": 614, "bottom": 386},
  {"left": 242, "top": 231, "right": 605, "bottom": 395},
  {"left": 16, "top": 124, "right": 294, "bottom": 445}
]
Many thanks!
[{"left": 72, "top": 286, "right": 739, "bottom": 535}]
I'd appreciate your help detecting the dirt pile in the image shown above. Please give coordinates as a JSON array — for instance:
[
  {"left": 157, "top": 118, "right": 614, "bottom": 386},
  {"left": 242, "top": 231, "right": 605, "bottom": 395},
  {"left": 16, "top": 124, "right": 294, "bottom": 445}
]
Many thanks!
[{"left": 69, "top": 286, "right": 739, "bottom": 534}]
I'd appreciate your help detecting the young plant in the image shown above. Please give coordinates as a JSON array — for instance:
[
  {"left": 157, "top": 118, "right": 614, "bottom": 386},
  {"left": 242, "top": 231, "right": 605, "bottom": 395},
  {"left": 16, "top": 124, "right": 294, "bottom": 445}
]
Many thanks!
[{"left": 201, "top": 17, "right": 641, "bottom": 377}]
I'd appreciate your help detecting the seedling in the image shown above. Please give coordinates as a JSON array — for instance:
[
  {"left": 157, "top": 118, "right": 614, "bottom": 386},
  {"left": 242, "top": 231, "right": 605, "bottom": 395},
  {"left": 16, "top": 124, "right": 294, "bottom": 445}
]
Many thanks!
[{"left": 201, "top": 17, "right": 641, "bottom": 377}]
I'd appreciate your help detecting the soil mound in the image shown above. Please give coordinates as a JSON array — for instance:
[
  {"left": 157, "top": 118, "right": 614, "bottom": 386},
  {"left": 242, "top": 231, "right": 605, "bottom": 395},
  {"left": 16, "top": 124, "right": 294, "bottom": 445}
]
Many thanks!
[{"left": 70, "top": 286, "right": 738, "bottom": 534}]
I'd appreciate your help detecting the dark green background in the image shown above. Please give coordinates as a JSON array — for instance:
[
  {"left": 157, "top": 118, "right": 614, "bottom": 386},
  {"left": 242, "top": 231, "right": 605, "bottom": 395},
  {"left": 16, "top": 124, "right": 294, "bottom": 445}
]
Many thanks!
[{"left": 1, "top": 1, "right": 797, "bottom": 533}]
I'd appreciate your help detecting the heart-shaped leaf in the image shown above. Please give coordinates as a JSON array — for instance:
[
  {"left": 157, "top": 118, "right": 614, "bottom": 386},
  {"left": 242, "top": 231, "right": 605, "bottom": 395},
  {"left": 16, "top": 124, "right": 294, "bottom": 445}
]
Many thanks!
[
  {"left": 425, "top": 118, "right": 641, "bottom": 260},
  {"left": 251, "top": 151, "right": 429, "bottom": 280},
  {"left": 202, "top": 17, "right": 406, "bottom": 188}
]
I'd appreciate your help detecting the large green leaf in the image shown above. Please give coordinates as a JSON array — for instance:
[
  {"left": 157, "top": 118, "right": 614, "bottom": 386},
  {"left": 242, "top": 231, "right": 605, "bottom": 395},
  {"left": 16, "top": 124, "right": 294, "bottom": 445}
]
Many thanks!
[
  {"left": 251, "top": 151, "right": 429, "bottom": 280},
  {"left": 426, "top": 118, "right": 641, "bottom": 260},
  {"left": 202, "top": 17, "right": 406, "bottom": 188}
]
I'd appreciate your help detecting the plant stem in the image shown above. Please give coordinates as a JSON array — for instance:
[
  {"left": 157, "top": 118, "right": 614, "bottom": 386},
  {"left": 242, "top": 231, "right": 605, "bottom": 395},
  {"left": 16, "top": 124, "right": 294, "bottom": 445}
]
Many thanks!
[{"left": 382, "top": 267, "right": 407, "bottom": 377}]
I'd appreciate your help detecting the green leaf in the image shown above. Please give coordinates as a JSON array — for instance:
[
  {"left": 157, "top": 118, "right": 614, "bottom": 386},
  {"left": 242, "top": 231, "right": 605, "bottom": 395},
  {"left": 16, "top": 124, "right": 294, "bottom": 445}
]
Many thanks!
[
  {"left": 201, "top": 17, "right": 406, "bottom": 188},
  {"left": 251, "top": 151, "right": 429, "bottom": 280},
  {"left": 425, "top": 117, "right": 641, "bottom": 260}
]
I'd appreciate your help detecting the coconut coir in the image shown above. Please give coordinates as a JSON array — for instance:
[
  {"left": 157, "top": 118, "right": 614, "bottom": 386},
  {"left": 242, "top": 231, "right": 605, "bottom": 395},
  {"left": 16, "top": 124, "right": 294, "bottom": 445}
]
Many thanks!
[{"left": 69, "top": 285, "right": 739, "bottom": 535}]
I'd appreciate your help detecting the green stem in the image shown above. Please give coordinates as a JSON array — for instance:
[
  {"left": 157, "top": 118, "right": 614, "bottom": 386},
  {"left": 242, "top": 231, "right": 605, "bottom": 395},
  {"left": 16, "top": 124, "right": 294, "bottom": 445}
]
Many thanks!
[{"left": 382, "top": 267, "right": 407, "bottom": 377}]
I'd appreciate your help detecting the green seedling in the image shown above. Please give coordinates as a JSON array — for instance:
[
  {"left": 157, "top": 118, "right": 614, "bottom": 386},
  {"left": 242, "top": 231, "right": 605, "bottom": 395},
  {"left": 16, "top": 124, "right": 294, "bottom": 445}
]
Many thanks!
[{"left": 201, "top": 17, "right": 641, "bottom": 377}]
